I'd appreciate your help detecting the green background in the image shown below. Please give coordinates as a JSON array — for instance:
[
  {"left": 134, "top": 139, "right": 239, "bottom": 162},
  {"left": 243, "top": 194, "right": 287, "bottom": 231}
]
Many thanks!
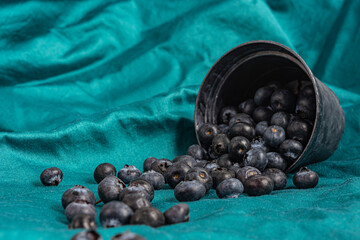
[{"left": 0, "top": 0, "right": 359, "bottom": 239}]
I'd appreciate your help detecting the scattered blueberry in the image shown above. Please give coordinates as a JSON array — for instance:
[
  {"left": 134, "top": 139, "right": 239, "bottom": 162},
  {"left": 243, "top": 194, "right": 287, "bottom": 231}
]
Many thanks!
[
  {"left": 71, "top": 230, "right": 102, "bottom": 240},
  {"left": 174, "top": 180, "right": 206, "bottom": 202},
  {"left": 65, "top": 201, "right": 97, "bottom": 222},
  {"left": 62, "top": 185, "right": 96, "bottom": 209},
  {"left": 138, "top": 170, "right": 165, "bottom": 190},
  {"left": 130, "top": 207, "right": 165, "bottom": 228},
  {"left": 122, "top": 195, "right": 151, "bottom": 212},
  {"left": 164, "top": 203, "right": 190, "bottom": 225},
  {"left": 165, "top": 162, "right": 191, "bottom": 188},
  {"left": 111, "top": 231, "right": 145, "bottom": 240},
  {"left": 117, "top": 165, "right": 141, "bottom": 184},
  {"left": 150, "top": 158, "right": 172, "bottom": 176},
  {"left": 216, "top": 154, "right": 234, "bottom": 168},
  {"left": 211, "top": 134, "right": 230, "bottom": 156},
  {"left": 210, "top": 167, "right": 235, "bottom": 189},
  {"left": 244, "top": 148, "right": 268, "bottom": 171},
  {"left": 94, "top": 163, "right": 117, "bottom": 184},
  {"left": 99, "top": 201, "right": 133, "bottom": 228},
  {"left": 184, "top": 167, "right": 213, "bottom": 191},
  {"left": 40, "top": 167, "right": 63, "bottom": 186},
  {"left": 68, "top": 214, "right": 97, "bottom": 230},
  {"left": 244, "top": 175, "right": 274, "bottom": 196},
  {"left": 98, "top": 176, "right": 126, "bottom": 203},
  {"left": 216, "top": 178, "right": 244, "bottom": 198},
  {"left": 173, "top": 155, "right": 197, "bottom": 168},
  {"left": 143, "top": 157, "right": 157, "bottom": 172},
  {"left": 266, "top": 152, "right": 287, "bottom": 171},
  {"left": 187, "top": 144, "right": 208, "bottom": 160},
  {"left": 228, "top": 136, "right": 251, "bottom": 161},
  {"left": 229, "top": 122, "right": 255, "bottom": 141},
  {"left": 279, "top": 139, "right": 303, "bottom": 162},
  {"left": 263, "top": 168, "right": 287, "bottom": 190},
  {"left": 293, "top": 167, "right": 319, "bottom": 189},
  {"left": 118, "top": 186, "right": 151, "bottom": 202},
  {"left": 198, "top": 123, "right": 219, "bottom": 147},
  {"left": 128, "top": 179, "right": 154, "bottom": 202},
  {"left": 235, "top": 166, "right": 261, "bottom": 184},
  {"left": 195, "top": 159, "right": 208, "bottom": 168},
  {"left": 204, "top": 162, "right": 220, "bottom": 174},
  {"left": 255, "top": 121, "right": 269, "bottom": 136},
  {"left": 263, "top": 125, "right": 286, "bottom": 148},
  {"left": 219, "top": 106, "right": 238, "bottom": 124}
]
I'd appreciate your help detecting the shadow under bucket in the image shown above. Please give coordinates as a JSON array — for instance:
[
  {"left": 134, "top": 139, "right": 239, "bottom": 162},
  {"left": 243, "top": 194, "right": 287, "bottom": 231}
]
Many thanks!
[{"left": 194, "top": 40, "right": 345, "bottom": 172}]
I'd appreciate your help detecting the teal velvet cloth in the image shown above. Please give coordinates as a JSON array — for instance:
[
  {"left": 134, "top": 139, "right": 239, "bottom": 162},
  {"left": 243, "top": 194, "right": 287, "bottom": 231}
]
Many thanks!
[{"left": 1, "top": 1, "right": 359, "bottom": 239}]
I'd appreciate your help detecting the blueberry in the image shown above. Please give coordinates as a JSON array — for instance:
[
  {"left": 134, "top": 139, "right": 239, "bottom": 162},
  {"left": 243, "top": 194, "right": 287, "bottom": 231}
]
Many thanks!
[
  {"left": 195, "top": 160, "right": 208, "bottom": 168},
  {"left": 210, "top": 167, "right": 235, "bottom": 189},
  {"left": 266, "top": 81, "right": 282, "bottom": 90},
  {"left": 122, "top": 195, "right": 151, "bottom": 212},
  {"left": 68, "top": 214, "right": 97, "bottom": 230},
  {"left": 255, "top": 121, "right": 269, "bottom": 136},
  {"left": 128, "top": 179, "right": 154, "bottom": 202},
  {"left": 229, "top": 113, "right": 255, "bottom": 127},
  {"left": 228, "top": 136, "right": 251, "bottom": 161},
  {"left": 173, "top": 155, "right": 197, "bottom": 168},
  {"left": 252, "top": 106, "right": 273, "bottom": 123},
  {"left": 235, "top": 166, "right": 261, "bottom": 184},
  {"left": 270, "top": 89, "right": 296, "bottom": 112},
  {"left": 71, "top": 230, "right": 102, "bottom": 240},
  {"left": 287, "top": 119, "right": 312, "bottom": 145},
  {"left": 118, "top": 186, "right": 150, "bottom": 202},
  {"left": 174, "top": 180, "right": 206, "bottom": 202},
  {"left": 111, "top": 232, "right": 145, "bottom": 240},
  {"left": 263, "top": 125, "right": 286, "bottom": 148},
  {"left": 293, "top": 167, "right": 319, "bottom": 189},
  {"left": 296, "top": 95, "right": 316, "bottom": 120},
  {"left": 279, "top": 139, "right": 303, "bottom": 162},
  {"left": 216, "top": 154, "right": 234, "bottom": 168},
  {"left": 143, "top": 157, "right": 157, "bottom": 172},
  {"left": 138, "top": 170, "right": 165, "bottom": 190},
  {"left": 150, "top": 159, "right": 172, "bottom": 176},
  {"left": 164, "top": 203, "right": 190, "bottom": 225},
  {"left": 216, "top": 178, "right": 244, "bottom": 198},
  {"left": 62, "top": 185, "right": 96, "bottom": 209},
  {"left": 251, "top": 137, "right": 270, "bottom": 152},
  {"left": 165, "top": 162, "right": 191, "bottom": 188},
  {"left": 130, "top": 207, "right": 165, "bottom": 227},
  {"left": 98, "top": 176, "right": 126, "bottom": 203},
  {"left": 244, "top": 175, "right": 274, "bottom": 196},
  {"left": 184, "top": 167, "right": 213, "bottom": 191},
  {"left": 263, "top": 168, "right": 287, "bottom": 190},
  {"left": 207, "top": 145, "right": 217, "bottom": 160},
  {"left": 99, "top": 201, "right": 133, "bottom": 228},
  {"left": 65, "top": 201, "right": 97, "bottom": 222},
  {"left": 211, "top": 134, "right": 230, "bottom": 156},
  {"left": 187, "top": 144, "right": 208, "bottom": 160},
  {"left": 40, "top": 167, "right": 63, "bottom": 186},
  {"left": 266, "top": 152, "right": 287, "bottom": 171},
  {"left": 117, "top": 165, "right": 141, "bottom": 184},
  {"left": 228, "top": 163, "right": 242, "bottom": 173},
  {"left": 219, "top": 106, "right": 238, "bottom": 124},
  {"left": 204, "top": 162, "right": 220, "bottom": 174},
  {"left": 198, "top": 123, "right": 219, "bottom": 147},
  {"left": 218, "top": 124, "right": 230, "bottom": 135},
  {"left": 239, "top": 99, "right": 257, "bottom": 115},
  {"left": 243, "top": 148, "right": 267, "bottom": 171},
  {"left": 299, "top": 84, "right": 315, "bottom": 97},
  {"left": 254, "top": 86, "right": 274, "bottom": 106},
  {"left": 270, "top": 112, "right": 289, "bottom": 129},
  {"left": 229, "top": 123, "right": 255, "bottom": 141},
  {"left": 94, "top": 163, "right": 117, "bottom": 184}
]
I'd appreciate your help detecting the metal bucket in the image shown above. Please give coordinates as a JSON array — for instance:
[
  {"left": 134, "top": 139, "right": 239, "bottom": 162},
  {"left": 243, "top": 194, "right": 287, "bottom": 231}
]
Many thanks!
[{"left": 194, "top": 40, "right": 345, "bottom": 172}]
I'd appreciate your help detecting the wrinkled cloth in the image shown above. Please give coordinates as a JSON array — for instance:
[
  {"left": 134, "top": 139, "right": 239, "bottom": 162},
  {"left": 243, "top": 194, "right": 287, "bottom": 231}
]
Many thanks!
[{"left": 0, "top": 0, "right": 360, "bottom": 239}]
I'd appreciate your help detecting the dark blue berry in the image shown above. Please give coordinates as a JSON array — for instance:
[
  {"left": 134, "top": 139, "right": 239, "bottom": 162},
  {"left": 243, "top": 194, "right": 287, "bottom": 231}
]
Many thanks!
[
  {"left": 94, "top": 163, "right": 117, "bottom": 184},
  {"left": 143, "top": 157, "right": 157, "bottom": 172},
  {"left": 216, "top": 178, "right": 244, "bottom": 198},
  {"left": 263, "top": 168, "right": 287, "bottom": 190},
  {"left": 138, "top": 170, "right": 165, "bottom": 190},
  {"left": 210, "top": 167, "right": 235, "bottom": 189},
  {"left": 150, "top": 158, "right": 172, "bottom": 176},
  {"left": 164, "top": 203, "right": 190, "bottom": 225},
  {"left": 122, "top": 195, "right": 151, "bottom": 212},
  {"left": 251, "top": 137, "right": 270, "bottom": 152},
  {"left": 198, "top": 123, "right": 219, "bottom": 147},
  {"left": 204, "top": 162, "right": 220, "bottom": 174},
  {"left": 216, "top": 154, "right": 234, "bottom": 168},
  {"left": 287, "top": 119, "right": 312, "bottom": 145},
  {"left": 99, "top": 201, "right": 133, "bottom": 228},
  {"left": 118, "top": 186, "right": 150, "bottom": 202},
  {"left": 229, "top": 113, "right": 255, "bottom": 127},
  {"left": 62, "top": 185, "right": 96, "bottom": 209},
  {"left": 98, "top": 176, "right": 126, "bottom": 203},
  {"left": 229, "top": 122, "right": 255, "bottom": 141},
  {"left": 296, "top": 95, "right": 316, "bottom": 120},
  {"left": 244, "top": 148, "right": 268, "bottom": 171},
  {"left": 228, "top": 136, "right": 251, "bottom": 161},
  {"left": 239, "top": 99, "right": 257, "bottom": 115},
  {"left": 128, "top": 179, "right": 154, "bottom": 202},
  {"left": 174, "top": 180, "right": 206, "bottom": 202},
  {"left": 185, "top": 167, "right": 213, "bottom": 191},
  {"left": 68, "top": 214, "right": 97, "bottom": 230},
  {"left": 165, "top": 162, "right": 191, "bottom": 188},
  {"left": 244, "top": 175, "right": 274, "bottom": 196},
  {"left": 173, "top": 155, "right": 197, "bottom": 168},
  {"left": 255, "top": 121, "right": 269, "bottom": 136},
  {"left": 219, "top": 106, "right": 238, "bottom": 124},
  {"left": 271, "top": 89, "right": 296, "bottom": 112},
  {"left": 40, "top": 167, "right": 63, "bottom": 186},
  {"left": 266, "top": 152, "right": 287, "bottom": 171},
  {"left": 293, "top": 167, "right": 319, "bottom": 189},
  {"left": 299, "top": 84, "right": 315, "bottom": 97},
  {"left": 266, "top": 81, "right": 282, "bottom": 90},
  {"left": 229, "top": 163, "right": 242, "bottom": 173},
  {"left": 254, "top": 86, "right": 274, "bottom": 106},
  {"left": 235, "top": 166, "right": 261, "bottom": 184},
  {"left": 270, "top": 112, "right": 289, "bottom": 129},
  {"left": 211, "top": 134, "right": 230, "bottom": 156},
  {"left": 218, "top": 124, "right": 230, "bottom": 135},
  {"left": 130, "top": 207, "right": 165, "bottom": 227},
  {"left": 263, "top": 125, "right": 286, "bottom": 148},
  {"left": 187, "top": 144, "right": 208, "bottom": 160},
  {"left": 65, "top": 201, "right": 97, "bottom": 222},
  {"left": 195, "top": 160, "right": 208, "bottom": 168},
  {"left": 252, "top": 106, "right": 273, "bottom": 123},
  {"left": 117, "top": 165, "right": 141, "bottom": 184},
  {"left": 111, "top": 232, "right": 145, "bottom": 240},
  {"left": 71, "top": 230, "right": 102, "bottom": 240},
  {"left": 279, "top": 139, "right": 303, "bottom": 162}
]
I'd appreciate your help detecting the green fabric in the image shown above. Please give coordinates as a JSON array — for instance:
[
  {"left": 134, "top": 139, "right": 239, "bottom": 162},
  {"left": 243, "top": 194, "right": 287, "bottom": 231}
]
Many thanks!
[{"left": 0, "top": 0, "right": 359, "bottom": 239}]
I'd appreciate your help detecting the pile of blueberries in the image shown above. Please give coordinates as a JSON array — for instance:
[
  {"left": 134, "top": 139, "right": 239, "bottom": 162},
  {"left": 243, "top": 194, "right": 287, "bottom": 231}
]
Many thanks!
[{"left": 40, "top": 80, "right": 320, "bottom": 240}]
